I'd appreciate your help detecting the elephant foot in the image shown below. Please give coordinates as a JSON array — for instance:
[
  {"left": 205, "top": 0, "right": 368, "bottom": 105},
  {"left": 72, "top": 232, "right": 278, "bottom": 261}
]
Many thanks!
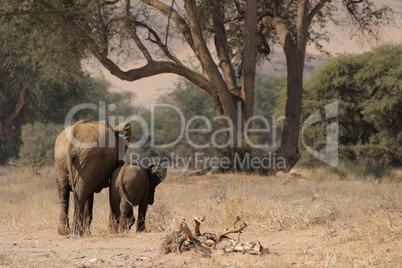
[
  {"left": 57, "top": 224, "right": 70, "bottom": 236},
  {"left": 71, "top": 223, "right": 85, "bottom": 237},
  {"left": 136, "top": 225, "right": 147, "bottom": 232},
  {"left": 83, "top": 228, "right": 92, "bottom": 237}
]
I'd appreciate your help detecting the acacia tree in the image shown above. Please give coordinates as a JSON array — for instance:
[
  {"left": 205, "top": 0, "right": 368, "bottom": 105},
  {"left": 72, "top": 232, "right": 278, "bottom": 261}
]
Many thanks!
[{"left": 0, "top": 0, "right": 391, "bottom": 171}]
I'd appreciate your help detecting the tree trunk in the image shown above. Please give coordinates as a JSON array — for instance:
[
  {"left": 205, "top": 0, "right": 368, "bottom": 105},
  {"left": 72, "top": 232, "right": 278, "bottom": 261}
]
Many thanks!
[
  {"left": 274, "top": 53, "right": 303, "bottom": 172},
  {"left": 262, "top": 0, "right": 310, "bottom": 173},
  {"left": 241, "top": 0, "right": 258, "bottom": 120}
]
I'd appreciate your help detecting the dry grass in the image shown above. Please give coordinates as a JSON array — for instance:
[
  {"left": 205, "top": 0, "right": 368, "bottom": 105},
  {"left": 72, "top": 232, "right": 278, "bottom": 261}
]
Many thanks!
[{"left": 0, "top": 165, "right": 401, "bottom": 266}]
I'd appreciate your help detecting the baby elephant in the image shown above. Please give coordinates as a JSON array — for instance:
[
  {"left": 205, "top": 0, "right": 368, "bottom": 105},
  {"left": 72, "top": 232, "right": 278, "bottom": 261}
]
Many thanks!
[{"left": 109, "top": 162, "right": 167, "bottom": 232}]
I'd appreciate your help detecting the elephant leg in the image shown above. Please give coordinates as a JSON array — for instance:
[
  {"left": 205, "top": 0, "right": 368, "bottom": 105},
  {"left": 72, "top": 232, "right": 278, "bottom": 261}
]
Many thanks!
[
  {"left": 137, "top": 201, "right": 148, "bottom": 232},
  {"left": 83, "top": 193, "right": 94, "bottom": 236},
  {"left": 72, "top": 196, "right": 86, "bottom": 236},
  {"left": 109, "top": 188, "right": 120, "bottom": 233},
  {"left": 57, "top": 182, "right": 70, "bottom": 235},
  {"left": 127, "top": 207, "right": 135, "bottom": 231},
  {"left": 109, "top": 206, "right": 119, "bottom": 234},
  {"left": 118, "top": 201, "right": 133, "bottom": 232}
]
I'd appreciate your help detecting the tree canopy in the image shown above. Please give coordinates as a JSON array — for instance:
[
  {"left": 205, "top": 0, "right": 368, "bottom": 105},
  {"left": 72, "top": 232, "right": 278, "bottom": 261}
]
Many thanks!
[
  {"left": 302, "top": 43, "right": 401, "bottom": 166},
  {"left": 0, "top": 32, "right": 139, "bottom": 164}
]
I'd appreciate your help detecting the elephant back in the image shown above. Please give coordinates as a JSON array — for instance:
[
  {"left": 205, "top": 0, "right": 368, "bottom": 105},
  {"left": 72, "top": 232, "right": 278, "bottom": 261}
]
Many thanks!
[{"left": 55, "top": 120, "right": 123, "bottom": 196}]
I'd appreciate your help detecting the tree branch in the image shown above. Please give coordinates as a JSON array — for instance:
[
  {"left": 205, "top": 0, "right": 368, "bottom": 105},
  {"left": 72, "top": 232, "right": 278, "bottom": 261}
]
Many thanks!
[
  {"left": 95, "top": 0, "right": 108, "bottom": 56},
  {"left": 165, "top": 0, "right": 175, "bottom": 46},
  {"left": 124, "top": 0, "right": 153, "bottom": 63},
  {"left": 184, "top": 0, "right": 237, "bottom": 119},
  {"left": 209, "top": 0, "right": 237, "bottom": 91},
  {"left": 141, "top": 0, "right": 196, "bottom": 52},
  {"left": 262, "top": 15, "right": 295, "bottom": 53},
  {"left": 35, "top": 0, "right": 217, "bottom": 100},
  {"left": 5, "top": 71, "right": 38, "bottom": 127},
  {"left": 296, "top": 0, "right": 309, "bottom": 54},
  {"left": 307, "top": 0, "right": 329, "bottom": 24},
  {"left": 257, "top": 23, "right": 271, "bottom": 55},
  {"left": 135, "top": 21, "right": 180, "bottom": 64}
]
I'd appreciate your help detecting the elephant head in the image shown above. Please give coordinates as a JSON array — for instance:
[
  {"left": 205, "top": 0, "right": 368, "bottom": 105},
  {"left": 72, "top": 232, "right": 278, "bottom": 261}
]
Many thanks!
[{"left": 145, "top": 162, "right": 167, "bottom": 205}]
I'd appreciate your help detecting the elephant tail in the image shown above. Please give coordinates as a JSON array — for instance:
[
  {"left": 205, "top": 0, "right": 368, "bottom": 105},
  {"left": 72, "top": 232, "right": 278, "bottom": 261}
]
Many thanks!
[
  {"left": 118, "top": 172, "right": 134, "bottom": 207},
  {"left": 66, "top": 144, "right": 80, "bottom": 209}
]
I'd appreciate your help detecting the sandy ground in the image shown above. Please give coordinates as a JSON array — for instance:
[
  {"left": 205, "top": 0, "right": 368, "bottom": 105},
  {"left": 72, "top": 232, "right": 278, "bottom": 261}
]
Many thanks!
[
  {"left": 0, "top": 226, "right": 344, "bottom": 267},
  {"left": 1, "top": 222, "right": 400, "bottom": 267}
]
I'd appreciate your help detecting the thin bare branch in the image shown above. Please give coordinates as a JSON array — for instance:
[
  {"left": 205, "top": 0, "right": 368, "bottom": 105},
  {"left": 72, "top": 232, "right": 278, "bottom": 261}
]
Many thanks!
[
  {"left": 124, "top": 0, "right": 153, "bottom": 62},
  {"left": 135, "top": 21, "right": 180, "bottom": 64},
  {"left": 95, "top": 0, "right": 108, "bottom": 56},
  {"left": 141, "top": 0, "right": 195, "bottom": 51},
  {"left": 165, "top": 0, "right": 175, "bottom": 46}
]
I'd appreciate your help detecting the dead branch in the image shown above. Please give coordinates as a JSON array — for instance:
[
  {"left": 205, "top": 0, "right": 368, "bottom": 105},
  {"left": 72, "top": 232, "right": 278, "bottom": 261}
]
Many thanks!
[
  {"left": 193, "top": 216, "right": 205, "bottom": 236},
  {"left": 214, "top": 223, "right": 247, "bottom": 249},
  {"left": 180, "top": 220, "right": 212, "bottom": 257},
  {"left": 233, "top": 216, "right": 241, "bottom": 228},
  {"left": 179, "top": 220, "right": 194, "bottom": 240},
  {"left": 162, "top": 217, "right": 267, "bottom": 257}
]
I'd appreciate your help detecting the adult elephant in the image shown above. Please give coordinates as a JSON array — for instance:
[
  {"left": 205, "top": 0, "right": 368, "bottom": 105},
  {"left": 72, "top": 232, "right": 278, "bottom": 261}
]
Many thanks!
[
  {"left": 109, "top": 162, "right": 167, "bottom": 233},
  {"left": 55, "top": 120, "right": 131, "bottom": 236}
]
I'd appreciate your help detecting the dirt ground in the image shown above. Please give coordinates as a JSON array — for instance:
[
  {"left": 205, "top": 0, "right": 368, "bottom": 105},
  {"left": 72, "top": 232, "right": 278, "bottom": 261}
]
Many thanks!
[
  {"left": 0, "top": 166, "right": 401, "bottom": 267},
  {"left": 2, "top": 225, "right": 390, "bottom": 267}
]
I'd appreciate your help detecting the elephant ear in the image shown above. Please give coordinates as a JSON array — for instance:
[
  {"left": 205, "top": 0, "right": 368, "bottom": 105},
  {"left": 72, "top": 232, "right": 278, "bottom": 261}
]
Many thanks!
[
  {"left": 114, "top": 122, "right": 132, "bottom": 143},
  {"left": 114, "top": 123, "right": 132, "bottom": 164},
  {"left": 146, "top": 163, "right": 167, "bottom": 205}
]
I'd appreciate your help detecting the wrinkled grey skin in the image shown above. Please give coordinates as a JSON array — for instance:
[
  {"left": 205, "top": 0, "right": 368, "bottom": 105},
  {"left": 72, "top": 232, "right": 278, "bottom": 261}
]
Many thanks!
[
  {"left": 109, "top": 163, "right": 167, "bottom": 232},
  {"left": 55, "top": 120, "right": 131, "bottom": 236}
]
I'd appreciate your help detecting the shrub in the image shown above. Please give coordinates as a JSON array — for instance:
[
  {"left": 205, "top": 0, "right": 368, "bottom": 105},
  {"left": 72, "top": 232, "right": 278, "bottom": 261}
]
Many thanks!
[{"left": 19, "top": 123, "right": 63, "bottom": 168}]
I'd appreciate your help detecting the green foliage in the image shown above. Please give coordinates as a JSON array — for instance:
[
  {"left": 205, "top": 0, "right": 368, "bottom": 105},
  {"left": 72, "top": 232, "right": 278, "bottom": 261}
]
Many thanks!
[
  {"left": 0, "top": 36, "right": 138, "bottom": 166},
  {"left": 253, "top": 75, "right": 287, "bottom": 147},
  {"left": 329, "top": 159, "right": 391, "bottom": 179},
  {"left": 302, "top": 43, "right": 402, "bottom": 166},
  {"left": 19, "top": 122, "right": 64, "bottom": 167}
]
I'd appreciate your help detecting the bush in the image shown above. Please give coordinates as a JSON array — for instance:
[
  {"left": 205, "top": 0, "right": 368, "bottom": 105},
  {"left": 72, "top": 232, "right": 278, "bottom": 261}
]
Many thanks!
[
  {"left": 329, "top": 159, "right": 391, "bottom": 179},
  {"left": 302, "top": 44, "right": 402, "bottom": 167},
  {"left": 19, "top": 123, "right": 64, "bottom": 168}
]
